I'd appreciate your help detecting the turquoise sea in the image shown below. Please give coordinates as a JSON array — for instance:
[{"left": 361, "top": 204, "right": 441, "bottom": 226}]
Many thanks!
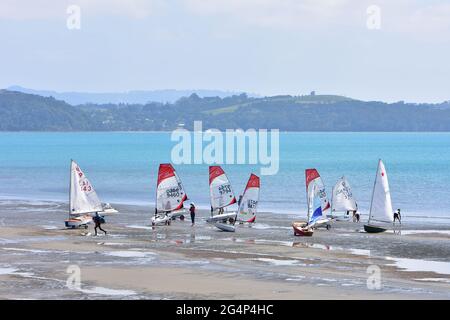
[{"left": 1, "top": 132, "right": 450, "bottom": 221}]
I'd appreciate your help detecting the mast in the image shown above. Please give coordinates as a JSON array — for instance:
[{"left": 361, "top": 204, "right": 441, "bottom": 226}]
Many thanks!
[
  {"left": 330, "top": 178, "right": 336, "bottom": 216},
  {"left": 305, "top": 171, "right": 310, "bottom": 222},
  {"left": 368, "top": 160, "right": 381, "bottom": 225},
  {"left": 155, "top": 165, "right": 160, "bottom": 217},
  {"left": 68, "top": 159, "right": 72, "bottom": 219}
]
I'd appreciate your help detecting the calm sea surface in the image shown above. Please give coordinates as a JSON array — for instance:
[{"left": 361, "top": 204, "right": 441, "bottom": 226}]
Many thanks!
[{"left": 1, "top": 132, "right": 449, "bottom": 220}]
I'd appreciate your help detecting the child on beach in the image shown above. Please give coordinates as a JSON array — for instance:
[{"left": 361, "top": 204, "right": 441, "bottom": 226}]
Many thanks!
[
  {"left": 93, "top": 212, "right": 107, "bottom": 236},
  {"left": 189, "top": 203, "right": 196, "bottom": 226},
  {"left": 394, "top": 209, "right": 402, "bottom": 224},
  {"left": 352, "top": 210, "right": 360, "bottom": 222}
]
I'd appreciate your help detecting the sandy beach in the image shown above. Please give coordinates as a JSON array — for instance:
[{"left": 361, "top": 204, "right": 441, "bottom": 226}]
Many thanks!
[{"left": 1, "top": 199, "right": 449, "bottom": 300}]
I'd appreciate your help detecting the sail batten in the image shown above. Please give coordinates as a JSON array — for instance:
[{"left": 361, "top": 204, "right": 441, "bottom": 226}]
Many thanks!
[{"left": 69, "top": 160, "right": 103, "bottom": 215}]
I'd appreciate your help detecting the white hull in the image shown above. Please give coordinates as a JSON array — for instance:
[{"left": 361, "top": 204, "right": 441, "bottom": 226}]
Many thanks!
[
  {"left": 170, "top": 209, "right": 186, "bottom": 219},
  {"left": 65, "top": 215, "right": 93, "bottom": 229},
  {"left": 214, "top": 222, "right": 236, "bottom": 232},
  {"left": 151, "top": 214, "right": 170, "bottom": 226},
  {"left": 328, "top": 214, "right": 350, "bottom": 222},
  {"left": 99, "top": 208, "right": 119, "bottom": 215},
  {"left": 310, "top": 218, "right": 332, "bottom": 229},
  {"left": 206, "top": 212, "right": 237, "bottom": 224}
]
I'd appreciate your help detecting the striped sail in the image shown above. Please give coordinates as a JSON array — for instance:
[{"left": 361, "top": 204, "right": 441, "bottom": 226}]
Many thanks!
[
  {"left": 156, "top": 164, "right": 187, "bottom": 212},
  {"left": 209, "top": 166, "right": 236, "bottom": 210},
  {"left": 305, "top": 169, "right": 330, "bottom": 224},
  {"left": 238, "top": 174, "right": 260, "bottom": 223}
]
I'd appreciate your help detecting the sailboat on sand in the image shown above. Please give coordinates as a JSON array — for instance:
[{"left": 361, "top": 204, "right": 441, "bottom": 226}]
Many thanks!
[
  {"left": 292, "top": 169, "right": 331, "bottom": 236},
  {"left": 151, "top": 164, "right": 188, "bottom": 226},
  {"left": 237, "top": 174, "right": 260, "bottom": 224},
  {"left": 364, "top": 159, "right": 394, "bottom": 233},
  {"left": 65, "top": 160, "right": 118, "bottom": 229},
  {"left": 206, "top": 166, "right": 238, "bottom": 232},
  {"left": 329, "top": 176, "right": 357, "bottom": 221}
]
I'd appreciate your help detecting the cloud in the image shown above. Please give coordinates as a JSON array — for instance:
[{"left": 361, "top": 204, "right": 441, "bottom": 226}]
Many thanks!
[
  {"left": 183, "top": 0, "right": 450, "bottom": 37},
  {"left": 0, "top": 0, "right": 165, "bottom": 20},
  {"left": 183, "top": 0, "right": 356, "bottom": 30},
  {"left": 1, "top": 0, "right": 449, "bottom": 39}
]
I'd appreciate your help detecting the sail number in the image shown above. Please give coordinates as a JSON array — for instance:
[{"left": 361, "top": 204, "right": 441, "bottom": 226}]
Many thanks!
[
  {"left": 166, "top": 186, "right": 181, "bottom": 198},
  {"left": 218, "top": 184, "right": 232, "bottom": 195},
  {"left": 79, "top": 180, "right": 92, "bottom": 192},
  {"left": 247, "top": 199, "right": 258, "bottom": 209}
]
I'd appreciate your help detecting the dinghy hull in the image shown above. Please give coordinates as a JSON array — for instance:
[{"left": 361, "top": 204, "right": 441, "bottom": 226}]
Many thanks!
[
  {"left": 214, "top": 222, "right": 236, "bottom": 232},
  {"left": 364, "top": 224, "right": 387, "bottom": 233},
  {"left": 65, "top": 215, "right": 92, "bottom": 229},
  {"left": 206, "top": 212, "right": 237, "bottom": 224},
  {"left": 311, "top": 218, "right": 331, "bottom": 230},
  {"left": 151, "top": 215, "right": 171, "bottom": 226},
  {"left": 292, "top": 222, "right": 313, "bottom": 237}
]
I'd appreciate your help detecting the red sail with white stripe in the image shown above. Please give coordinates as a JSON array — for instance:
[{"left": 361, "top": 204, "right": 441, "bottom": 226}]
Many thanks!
[
  {"left": 238, "top": 174, "right": 260, "bottom": 223},
  {"left": 209, "top": 166, "right": 236, "bottom": 210},
  {"left": 156, "top": 164, "right": 187, "bottom": 212}
]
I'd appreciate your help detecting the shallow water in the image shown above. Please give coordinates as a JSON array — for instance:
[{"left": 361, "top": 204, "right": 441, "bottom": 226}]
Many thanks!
[
  {"left": 1, "top": 200, "right": 450, "bottom": 299},
  {"left": 2, "top": 132, "right": 450, "bottom": 221}
]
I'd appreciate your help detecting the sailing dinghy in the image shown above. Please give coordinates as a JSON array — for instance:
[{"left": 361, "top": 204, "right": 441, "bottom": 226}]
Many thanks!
[
  {"left": 237, "top": 174, "right": 260, "bottom": 224},
  {"left": 151, "top": 164, "right": 188, "bottom": 226},
  {"left": 329, "top": 176, "right": 357, "bottom": 221},
  {"left": 66, "top": 160, "right": 117, "bottom": 229},
  {"left": 292, "top": 169, "right": 331, "bottom": 236},
  {"left": 364, "top": 160, "right": 394, "bottom": 233},
  {"left": 206, "top": 166, "right": 238, "bottom": 232}
]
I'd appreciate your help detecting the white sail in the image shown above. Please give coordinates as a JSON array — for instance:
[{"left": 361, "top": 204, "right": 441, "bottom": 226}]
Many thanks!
[
  {"left": 332, "top": 176, "right": 357, "bottom": 212},
  {"left": 238, "top": 174, "right": 260, "bottom": 222},
  {"left": 156, "top": 164, "right": 187, "bottom": 212},
  {"left": 69, "top": 160, "right": 103, "bottom": 215},
  {"left": 209, "top": 166, "right": 236, "bottom": 210},
  {"left": 369, "top": 160, "right": 394, "bottom": 224}
]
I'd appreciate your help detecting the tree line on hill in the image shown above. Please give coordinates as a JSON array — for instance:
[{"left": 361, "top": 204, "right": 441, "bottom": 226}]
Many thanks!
[{"left": 1, "top": 89, "right": 450, "bottom": 131}]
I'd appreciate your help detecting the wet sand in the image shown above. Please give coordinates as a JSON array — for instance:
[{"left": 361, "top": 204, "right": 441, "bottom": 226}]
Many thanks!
[{"left": 1, "top": 199, "right": 449, "bottom": 299}]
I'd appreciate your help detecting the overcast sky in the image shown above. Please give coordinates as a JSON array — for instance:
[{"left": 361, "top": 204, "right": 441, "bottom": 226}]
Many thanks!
[{"left": 0, "top": 0, "right": 449, "bottom": 103}]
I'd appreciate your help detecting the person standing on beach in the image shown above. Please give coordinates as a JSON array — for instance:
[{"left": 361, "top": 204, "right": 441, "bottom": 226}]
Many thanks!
[
  {"left": 394, "top": 209, "right": 402, "bottom": 224},
  {"left": 189, "top": 203, "right": 196, "bottom": 226},
  {"left": 93, "top": 212, "right": 107, "bottom": 236}
]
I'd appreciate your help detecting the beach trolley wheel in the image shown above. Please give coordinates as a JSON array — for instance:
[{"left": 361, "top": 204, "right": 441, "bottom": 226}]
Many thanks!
[{"left": 180, "top": 215, "right": 185, "bottom": 221}]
